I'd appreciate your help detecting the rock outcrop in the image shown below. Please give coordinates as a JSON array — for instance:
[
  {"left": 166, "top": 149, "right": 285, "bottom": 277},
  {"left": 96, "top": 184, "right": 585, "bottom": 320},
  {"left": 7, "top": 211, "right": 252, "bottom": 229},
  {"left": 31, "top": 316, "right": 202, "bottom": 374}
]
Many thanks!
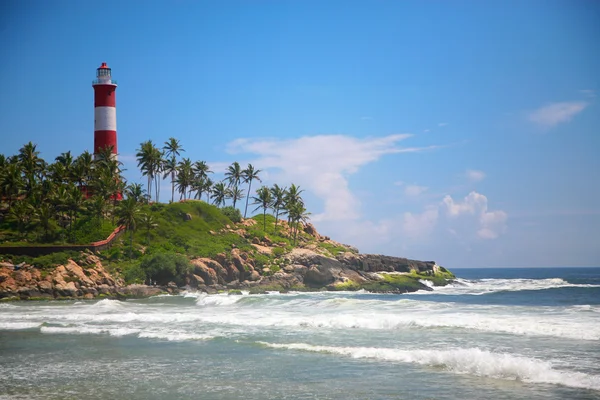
[
  {"left": 0, "top": 255, "right": 163, "bottom": 301},
  {"left": 0, "top": 221, "right": 453, "bottom": 301}
]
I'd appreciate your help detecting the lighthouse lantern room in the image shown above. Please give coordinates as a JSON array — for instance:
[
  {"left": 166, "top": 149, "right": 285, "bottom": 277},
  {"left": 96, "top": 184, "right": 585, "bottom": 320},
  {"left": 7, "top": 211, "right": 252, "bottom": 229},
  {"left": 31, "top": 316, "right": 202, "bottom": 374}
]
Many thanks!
[{"left": 92, "top": 62, "right": 118, "bottom": 159}]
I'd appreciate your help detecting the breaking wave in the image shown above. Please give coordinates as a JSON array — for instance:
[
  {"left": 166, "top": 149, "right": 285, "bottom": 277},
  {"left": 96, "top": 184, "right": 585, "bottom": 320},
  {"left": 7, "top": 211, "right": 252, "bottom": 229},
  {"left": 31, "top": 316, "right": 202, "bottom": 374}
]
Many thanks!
[
  {"left": 258, "top": 342, "right": 600, "bottom": 391},
  {"left": 424, "top": 277, "right": 600, "bottom": 295}
]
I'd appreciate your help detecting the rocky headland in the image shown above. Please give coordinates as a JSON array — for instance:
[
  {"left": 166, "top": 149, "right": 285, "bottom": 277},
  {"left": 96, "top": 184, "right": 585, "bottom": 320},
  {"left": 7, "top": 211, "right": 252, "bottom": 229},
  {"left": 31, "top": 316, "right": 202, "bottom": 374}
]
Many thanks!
[{"left": 0, "top": 219, "right": 455, "bottom": 301}]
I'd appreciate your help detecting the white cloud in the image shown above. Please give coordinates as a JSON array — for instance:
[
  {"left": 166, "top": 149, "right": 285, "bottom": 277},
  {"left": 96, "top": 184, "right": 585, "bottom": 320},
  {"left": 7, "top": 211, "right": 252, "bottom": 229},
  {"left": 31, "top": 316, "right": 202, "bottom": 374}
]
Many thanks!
[
  {"left": 402, "top": 206, "right": 439, "bottom": 239},
  {"left": 404, "top": 185, "right": 428, "bottom": 197},
  {"left": 579, "top": 89, "right": 596, "bottom": 98},
  {"left": 528, "top": 101, "right": 588, "bottom": 128},
  {"left": 361, "top": 116, "right": 373, "bottom": 120},
  {"left": 466, "top": 169, "right": 485, "bottom": 182},
  {"left": 423, "top": 129, "right": 430, "bottom": 133},
  {"left": 438, "top": 122, "right": 449, "bottom": 127},
  {"left": 441, "top": 191, "right": 507, "bottom": 239},
  {"left": 226, "top": 134, "right": 437, "bottom": 222}
]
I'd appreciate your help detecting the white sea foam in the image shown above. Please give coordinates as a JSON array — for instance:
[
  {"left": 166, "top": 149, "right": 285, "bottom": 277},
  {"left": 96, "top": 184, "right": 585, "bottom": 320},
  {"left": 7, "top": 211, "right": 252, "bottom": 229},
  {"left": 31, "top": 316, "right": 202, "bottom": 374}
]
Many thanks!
[
  {"left": 138, "top": 331, "right": 214, "bottom": 342},
  {"left": 90, "top": 299, "right": 125, "bottom": 309},
  {"left": 195, "top": 293, "right": 244, "bottom": 307},
  {"left": 258, "top": 342, "right": 600, "bottom": 391},
  {"left": 419, "top": 279, "right": 435, "bottom": 288},
  {"left": 194, "top": 308, "right": 600, "bottom": 341},
  {"left": 40, "top": 325, "right": 140, "bottom": 336},
  {"left": 0, "top": 322, "right": 41, "bottom": 330},
  {"left": 421, "top": 277, "right": 600, "bottom": 295}
]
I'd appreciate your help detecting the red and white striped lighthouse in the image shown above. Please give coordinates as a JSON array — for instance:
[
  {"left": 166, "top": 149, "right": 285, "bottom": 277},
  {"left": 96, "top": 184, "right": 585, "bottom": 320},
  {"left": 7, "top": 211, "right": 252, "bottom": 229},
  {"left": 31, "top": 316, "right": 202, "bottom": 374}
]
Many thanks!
[{"left": 93, "top": 62, "right": 118, "bottom": 159}]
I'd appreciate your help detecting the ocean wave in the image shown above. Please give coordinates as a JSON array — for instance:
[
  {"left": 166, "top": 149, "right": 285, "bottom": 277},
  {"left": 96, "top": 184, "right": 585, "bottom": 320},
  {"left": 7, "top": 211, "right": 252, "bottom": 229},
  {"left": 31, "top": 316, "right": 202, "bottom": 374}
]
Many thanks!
[
  {"left": 257, "top": 342, "right": 600, "bottom": 391},
  {"left": 196, "top": 310, "right": 600, "bottom": 341},
  {"left": 138, "top": 331, "right": 215, "bottom": 342},
  {"left": 0, "top": 322, "right": 41, "bottom": 330},
  {"left": 40, "top": 325, "right": 140, "bottom": 336},
  {"left": 195, "top": 293, "right": 245, "bottom": 307},
  {"left": 418, "top": 277, "right": 600, "bottom": 295},
  {"left": 90, "top": 299, "right": 125, "bottom": 309}
]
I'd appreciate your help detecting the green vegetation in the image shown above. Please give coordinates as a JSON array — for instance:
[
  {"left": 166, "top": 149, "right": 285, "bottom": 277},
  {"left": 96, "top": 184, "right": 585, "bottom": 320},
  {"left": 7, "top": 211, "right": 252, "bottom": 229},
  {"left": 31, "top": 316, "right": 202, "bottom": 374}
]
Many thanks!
[
  {"left": 318, "top": 241, "right": 354, "bottom": 256},
  {"left": 3, "top": 251, "right": 82, "bottom": 270},
  {"left": 0, "top": 138, "right": 318, "bottom": 288},
  {"left": 220, "top": 206, "right": 242, "bottom": 223},
  {"left": 331, "top": 280, "right": 361, "bottom": 291},
  {"left": 139, "top": 252, "right": 191, "bottom": 286}
]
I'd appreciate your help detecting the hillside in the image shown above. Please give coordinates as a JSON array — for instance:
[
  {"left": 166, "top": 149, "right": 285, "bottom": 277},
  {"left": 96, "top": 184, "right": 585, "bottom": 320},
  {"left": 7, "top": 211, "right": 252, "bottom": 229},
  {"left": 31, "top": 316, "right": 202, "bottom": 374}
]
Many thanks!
[{"left": 0, "top": 200, "right": 455, "bottom": 300}]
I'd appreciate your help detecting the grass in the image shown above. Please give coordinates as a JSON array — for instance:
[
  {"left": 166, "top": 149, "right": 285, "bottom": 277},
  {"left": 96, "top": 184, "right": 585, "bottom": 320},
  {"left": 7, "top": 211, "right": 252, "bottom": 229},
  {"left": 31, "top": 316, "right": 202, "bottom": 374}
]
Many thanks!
[
  {"left": 0, "top": 216, "right": 117, "bottom": 246},
  {"left": 130, "top": 201, "right": 252, "bottom": 259},
  {"left": 318, "top": 241, "right": 353, "bottom": 257}
]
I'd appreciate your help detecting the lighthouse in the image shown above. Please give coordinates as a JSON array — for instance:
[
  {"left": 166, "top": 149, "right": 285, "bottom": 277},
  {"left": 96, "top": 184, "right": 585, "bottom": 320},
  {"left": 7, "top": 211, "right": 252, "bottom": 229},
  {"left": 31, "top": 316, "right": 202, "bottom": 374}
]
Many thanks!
[{"left": 92, "top": 62, "right": 117, "bottom": 159}]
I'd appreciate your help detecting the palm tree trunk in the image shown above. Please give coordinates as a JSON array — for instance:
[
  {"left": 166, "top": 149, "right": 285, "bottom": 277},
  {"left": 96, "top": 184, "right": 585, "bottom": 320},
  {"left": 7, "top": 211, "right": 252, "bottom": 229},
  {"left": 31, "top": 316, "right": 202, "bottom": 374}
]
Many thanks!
[
  {"left": 171, "top": 172, "right": 175, "bottom": 203},
  {"left": 155, "top": 175, "right": 160, "bottom": 203},
  {"left": 263, "top": 207, "right": 267, "bottom": 231},
  {"left": 148, "top": 176, "right": 152, "bottom": 202},
  {"left": 244, "top": 180, "right": 252, "bottom": 218}
]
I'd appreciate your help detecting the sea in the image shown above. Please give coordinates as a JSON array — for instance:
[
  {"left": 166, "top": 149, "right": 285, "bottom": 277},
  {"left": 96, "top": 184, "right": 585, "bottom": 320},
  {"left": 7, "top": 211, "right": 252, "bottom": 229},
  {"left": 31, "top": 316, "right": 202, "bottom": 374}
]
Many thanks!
[{"left": 1, "top": 267, "right": 599, "bottom": 400}]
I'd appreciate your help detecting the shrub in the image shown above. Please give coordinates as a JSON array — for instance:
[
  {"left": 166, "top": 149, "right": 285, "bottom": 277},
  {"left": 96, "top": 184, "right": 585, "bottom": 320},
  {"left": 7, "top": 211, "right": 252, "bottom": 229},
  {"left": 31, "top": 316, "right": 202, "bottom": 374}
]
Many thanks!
[
  {"left": 31, "top": 251, "right": 79, "bottom": 269},
  {"left": 139, "top": 252, "right": 191, "bottom": 286},
  {"left": 271, "top": 247, "right": 286, "bottom": 257},
  {"left": 220, "top": 206, "right": 242, "bottom": 223},
  {"left": 253, "top": 253, "right": 270, "bottom": 269},
  {"left": 122, "top": 262, "right": 146, "bottom": 284}
]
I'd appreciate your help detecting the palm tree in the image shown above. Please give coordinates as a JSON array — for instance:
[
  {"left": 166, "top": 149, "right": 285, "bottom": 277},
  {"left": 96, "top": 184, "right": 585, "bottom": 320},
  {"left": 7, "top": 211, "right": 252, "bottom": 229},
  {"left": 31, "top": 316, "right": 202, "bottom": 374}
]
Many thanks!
[
  {"left": 136, "top": 140, "right": 161, "bottom": 202},
  {"left": 125, "top": 183, "right": 146, "bottom": 204},
  {"left": 55, "top": 151, "right": 74, "bottom": 183},
  {"left": 87, "top": 195, "right": 107, "bottom": 222},
  {"left": 0, "top": 163, "right": 23, "bottom": 208},
  {"left": 287, "top": 202, "right": 311, "bottom": 245},
  {"left": 193, "top": 160, "right": 212, "bottom": 180},
  {"left": 139, "top": 212, "right": 158, "bottom": 245},
  {"left": 229, "top": 186, "right": 244, "bottom": 208},
  {"left": 154, "top": 152, "right": 164, "bottom": 203},
  {"left": 251, "top": 186, "right": 273, "bottom": 231},
  {"left": 201, "top": 177, "right": 213, "bottom": 202},
  {"left": 94, "top": 145, "right": 116, "bottom": 169},
  {"left": 33, "top": 202, "right": 54, "bottom": 241},
  {"left": 163, "top": 137, "right": 184, "bottom": 160},
  {"left": 270, "top": 184, "right": 286, "bottom": 232},
  {"left": 284, "top": 183, "right": 304, "bottom": 224},
  {"left": 211, "top": 182, "right": 229, "bottom": 207},
  {"left": 72, "top": 150, "right": 93, "bottom": 189},
  {"left": 162, "top": 157, "right": 177, "bottom": 203},
  {"left": 176, "top": 158, "right": 193, "bottom": 200},
  {"left": 225, "top": 161, "right": 242, "bottom": 191},
  {"left": 18, "top": 141, "right": 45, "bottom": 193},
  {"left": 163, "top": 138, "right": 184, "bottom": 202},
  {"left": 117, "top": 197, "right": 141, "bottom": 258},
  {"left": 8, "top": 201, "right": 34, "bottom": 238},
  {"left": 242, "top": 163, "right": 261, "bottom": 218},
  {"left": 48, "top": 162, "right": 67, "bottom": 185},
  {"left": 66, "top": 184, "right": 85, "bottom": 237}
]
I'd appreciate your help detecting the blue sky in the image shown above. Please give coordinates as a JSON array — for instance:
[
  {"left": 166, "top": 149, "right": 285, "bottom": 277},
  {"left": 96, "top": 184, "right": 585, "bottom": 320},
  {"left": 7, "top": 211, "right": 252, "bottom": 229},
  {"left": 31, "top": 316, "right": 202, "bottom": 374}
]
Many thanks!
[{"left": 1, "top": 1, "right": 599, "bottom": 267}]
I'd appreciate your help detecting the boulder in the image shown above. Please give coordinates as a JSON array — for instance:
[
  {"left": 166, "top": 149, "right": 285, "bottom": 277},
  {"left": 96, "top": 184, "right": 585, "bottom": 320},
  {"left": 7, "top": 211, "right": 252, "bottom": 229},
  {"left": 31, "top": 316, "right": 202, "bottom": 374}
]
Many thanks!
[
  {"left": 183, "top": 213, "right": 193, "bottom": 221},
  {"left": 191, "top": 259, "right": 218, "bottom": 285},
  {"left": 304, "top": 265, "right": 335, "bottom": 286},
  {"left": 65, "top": 260, "right": 95, "bottom": 287},
  {"left": 303, "top": 223, "right": 320, "bottom": 239},
  {"left": 54, "top": 281, "right": 78, "bottom": 297},
  {"left": 248, "top": 271, "right": 261, "bottom": 281},
  {"left": 37, "top": 280, "right": 53, "bottom": 295}
]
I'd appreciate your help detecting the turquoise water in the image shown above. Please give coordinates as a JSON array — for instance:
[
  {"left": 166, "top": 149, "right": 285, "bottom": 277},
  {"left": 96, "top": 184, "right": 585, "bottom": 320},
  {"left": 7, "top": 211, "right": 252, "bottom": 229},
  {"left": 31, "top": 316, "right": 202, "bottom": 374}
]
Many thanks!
[{"left": 1, "top": 267, "right": 599, "bottom": 399}]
